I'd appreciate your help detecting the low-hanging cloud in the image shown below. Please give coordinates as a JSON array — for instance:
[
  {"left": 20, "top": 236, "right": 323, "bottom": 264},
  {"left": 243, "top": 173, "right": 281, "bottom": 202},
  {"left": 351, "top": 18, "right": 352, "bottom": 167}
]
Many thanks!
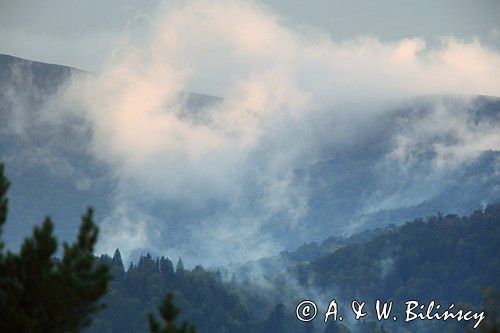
[{"left": 39, "top": 0, "right": 500, "bottom": 265}]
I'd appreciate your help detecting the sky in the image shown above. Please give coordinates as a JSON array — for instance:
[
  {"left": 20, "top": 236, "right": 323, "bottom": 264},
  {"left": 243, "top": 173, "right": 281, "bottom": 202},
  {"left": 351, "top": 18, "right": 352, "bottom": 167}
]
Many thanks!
[{"left": 1, "top": 0, "right": 499, "bottom": 78}]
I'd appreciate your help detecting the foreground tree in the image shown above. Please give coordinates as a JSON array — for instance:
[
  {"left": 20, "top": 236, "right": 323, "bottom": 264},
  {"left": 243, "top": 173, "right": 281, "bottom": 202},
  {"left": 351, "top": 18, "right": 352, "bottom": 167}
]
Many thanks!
[
  {"left": 149, "top": 293, "right": 196, "bottom": 333},
  {"left": 0, "top": 164, "right": 110, "bottom": 332}
]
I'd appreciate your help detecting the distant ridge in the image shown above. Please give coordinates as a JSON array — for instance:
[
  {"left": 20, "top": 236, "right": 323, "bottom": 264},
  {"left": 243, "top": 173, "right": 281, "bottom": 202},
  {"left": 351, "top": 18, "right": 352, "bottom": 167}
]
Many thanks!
[{"left": 0, "top": 53, "right": 86, "bottom": 72}]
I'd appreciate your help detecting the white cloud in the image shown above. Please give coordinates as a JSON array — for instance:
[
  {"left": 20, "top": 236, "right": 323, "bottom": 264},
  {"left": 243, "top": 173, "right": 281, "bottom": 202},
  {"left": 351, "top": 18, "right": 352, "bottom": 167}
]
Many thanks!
[{"left": 43, "top": 0, "right": 500, "bottom": 264}]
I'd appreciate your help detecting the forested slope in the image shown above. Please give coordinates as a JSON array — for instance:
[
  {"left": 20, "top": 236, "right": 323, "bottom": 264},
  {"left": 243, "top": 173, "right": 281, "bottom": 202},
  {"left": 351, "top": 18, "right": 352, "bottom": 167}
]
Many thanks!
[{"left": 89, "top": 204, "right": 500, "bottom": 332}]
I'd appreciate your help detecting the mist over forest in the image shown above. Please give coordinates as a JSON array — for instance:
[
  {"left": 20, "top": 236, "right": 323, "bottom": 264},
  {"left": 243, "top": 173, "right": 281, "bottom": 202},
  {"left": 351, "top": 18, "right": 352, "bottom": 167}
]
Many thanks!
[
  {"left": 0, "top": 1, "right": 499, "bottom": 332},
  {"left": 1, "top": 52, "right": 498, "bottom": 265}
]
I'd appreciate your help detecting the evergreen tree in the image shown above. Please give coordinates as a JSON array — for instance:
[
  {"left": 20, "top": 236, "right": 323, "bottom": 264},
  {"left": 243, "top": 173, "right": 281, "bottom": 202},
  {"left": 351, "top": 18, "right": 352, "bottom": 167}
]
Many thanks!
[
  {"left": 112, "top": 248, "right": 125, "bottom": 272},
  {"left": 160, "top": 256, "right": 174, "bottom": 284},
  {"left": 176, "top": 258, "right": 185, "bottom": 273},
  {"left": 149, "top": 293, "right": 196, "bottom": 333},
  {"left": 0, "top": 163, "right": 110, "bottom": 332}
]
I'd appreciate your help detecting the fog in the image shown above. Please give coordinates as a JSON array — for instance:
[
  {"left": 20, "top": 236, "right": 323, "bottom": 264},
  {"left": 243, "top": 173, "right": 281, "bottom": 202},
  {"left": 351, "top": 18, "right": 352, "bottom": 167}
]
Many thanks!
[{"left": 4, "top": 0, "right": 500, "bottom": 265}]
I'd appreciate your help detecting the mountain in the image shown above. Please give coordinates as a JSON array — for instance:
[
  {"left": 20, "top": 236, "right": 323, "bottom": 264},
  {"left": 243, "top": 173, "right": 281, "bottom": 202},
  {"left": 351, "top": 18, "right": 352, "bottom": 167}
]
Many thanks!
[
  {"left": 0, "top": 54, "right": 221, "bottom": 250},
  {"left": 224, "top": 224, "right": 398, "bottom": 285},
  {"left": 0, "top": 54, "right": 111, "bottom": 247},
  {"left": 0, "top": 54, "right": 499, "bottom": 258},
  {"left": 295, "top": 95, "right": 500, "bottom": 240}
]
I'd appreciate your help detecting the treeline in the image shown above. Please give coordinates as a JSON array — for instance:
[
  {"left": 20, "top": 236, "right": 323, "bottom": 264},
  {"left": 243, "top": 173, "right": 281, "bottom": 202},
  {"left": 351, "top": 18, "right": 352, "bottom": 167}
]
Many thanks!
[
  {"left": 304, "top": 204, "right": 500, "bottom": 303},
  {"left": 89, "top": 252, "right": 248, "bottom": 332},
  {"left": 292, "top": 204, "right": 500, "bottom": 332},
  {"left": 89, "top": 204, "right": 500, "bottom": 333},
  {"left": 89, "top": 251, "right": 309, "bottom": 333}
]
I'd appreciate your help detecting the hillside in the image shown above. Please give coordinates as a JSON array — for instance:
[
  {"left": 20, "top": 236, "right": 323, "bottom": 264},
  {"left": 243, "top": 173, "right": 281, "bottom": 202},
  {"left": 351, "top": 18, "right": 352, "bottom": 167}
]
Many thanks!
[{"left": 86, "top": 204, "right": 500, "bottom": 332}]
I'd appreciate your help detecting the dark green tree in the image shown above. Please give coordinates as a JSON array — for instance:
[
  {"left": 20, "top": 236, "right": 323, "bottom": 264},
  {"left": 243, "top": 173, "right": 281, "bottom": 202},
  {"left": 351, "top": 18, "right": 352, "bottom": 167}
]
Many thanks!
[
  {"left": 0, "top": 163, "right": 110, "bottom": 332},
  {"left": 160, "top": 256, "right": 174, "bottom": 285},
  {"left": 176, "top": 258, "right": 185, "bottom": 274},
  {"left": 148, "top": 292, "right": 196, "bottom": 333},
  {"left": 112, "top": 248, "right": 125, "bottom": 272}
]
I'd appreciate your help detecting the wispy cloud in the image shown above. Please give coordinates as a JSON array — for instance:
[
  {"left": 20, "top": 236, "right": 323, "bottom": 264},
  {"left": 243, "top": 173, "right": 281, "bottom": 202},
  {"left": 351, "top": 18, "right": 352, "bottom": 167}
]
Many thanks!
[{"left": 30, "top": 0, "right": 500, "bottom": 264}]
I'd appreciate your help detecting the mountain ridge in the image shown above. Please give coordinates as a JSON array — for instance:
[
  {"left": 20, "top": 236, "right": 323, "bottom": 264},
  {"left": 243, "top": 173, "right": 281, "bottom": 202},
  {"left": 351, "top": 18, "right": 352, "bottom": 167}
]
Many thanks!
[{"left": 0, "top": 54, "right": 498, "bottom": 265}]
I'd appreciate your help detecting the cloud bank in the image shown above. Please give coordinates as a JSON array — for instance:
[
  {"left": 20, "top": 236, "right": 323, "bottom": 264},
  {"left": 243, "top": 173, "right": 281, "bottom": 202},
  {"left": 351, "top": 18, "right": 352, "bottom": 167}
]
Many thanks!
[{"left": 43, "top": 0, "right": 500, "bottom": 264}]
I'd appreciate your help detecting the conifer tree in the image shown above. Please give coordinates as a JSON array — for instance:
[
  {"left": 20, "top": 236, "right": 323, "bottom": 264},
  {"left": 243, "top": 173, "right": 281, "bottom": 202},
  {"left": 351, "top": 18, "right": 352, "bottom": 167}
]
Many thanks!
[
  {"left": 112, "top": 248, "right": 125, "bottom": 277},
  {"left": 160, "top": 256, "right": 174, "bottom": 283},
  {"left": 0, "top": 163, "right": 110, "bottom": 332},
  {"left": 149, "top": 293, "right": 196, "bottom": 333},
  {"left": 176, "top": 258, "right": 185, "bottom": 273},
  {"left": 112, "top": 248, "right": 124, "bottom": 269}
]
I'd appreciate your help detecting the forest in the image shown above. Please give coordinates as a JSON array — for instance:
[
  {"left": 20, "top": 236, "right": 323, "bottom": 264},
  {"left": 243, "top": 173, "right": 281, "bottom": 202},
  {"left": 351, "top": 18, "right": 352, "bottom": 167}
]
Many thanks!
[{"left": 0, "top": 163, "right": 498, "bottom": 332}]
